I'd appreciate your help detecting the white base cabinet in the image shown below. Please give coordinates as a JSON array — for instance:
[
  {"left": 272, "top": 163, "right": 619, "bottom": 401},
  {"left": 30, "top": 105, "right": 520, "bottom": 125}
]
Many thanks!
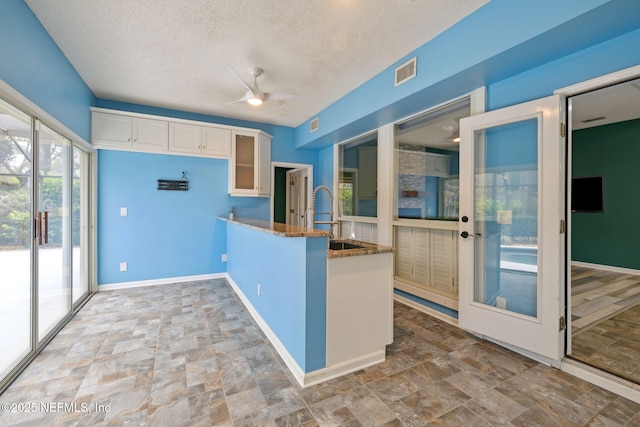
[
  {"left": 394, "top": 225, "right": 458, "bottom": 297},
  {"left": 326, "top": 252, "right": 393, "bottom": 366}
]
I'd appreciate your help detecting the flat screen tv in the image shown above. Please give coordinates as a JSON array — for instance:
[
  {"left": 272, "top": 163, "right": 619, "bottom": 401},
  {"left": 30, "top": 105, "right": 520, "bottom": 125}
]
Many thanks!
[{"left": 571, "top": 176, "right": 604, "bottom": 213}]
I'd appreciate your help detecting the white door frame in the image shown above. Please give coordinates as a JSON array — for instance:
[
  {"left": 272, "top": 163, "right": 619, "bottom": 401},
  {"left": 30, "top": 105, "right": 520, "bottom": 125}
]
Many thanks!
[
  {"left": 458, "top": 95, "right": 565, "bottom": 365},
  {"left": 270, "top": 162, "right": 313, "bottom": 224},
  {"left": 285, "top": 168, "right": 310, "bottom": 226},
  {"left": 555, "top": 65, "right": 640, "bottom": 403},
  {"left": 554, "top": 63, "right": 640, "bottom": 355}
]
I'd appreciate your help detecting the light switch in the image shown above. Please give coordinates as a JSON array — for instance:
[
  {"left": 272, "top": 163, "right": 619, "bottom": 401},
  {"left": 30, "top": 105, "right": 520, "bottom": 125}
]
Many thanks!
[{"left": 120, "top": 207, "right": 128, "bottom": 217}]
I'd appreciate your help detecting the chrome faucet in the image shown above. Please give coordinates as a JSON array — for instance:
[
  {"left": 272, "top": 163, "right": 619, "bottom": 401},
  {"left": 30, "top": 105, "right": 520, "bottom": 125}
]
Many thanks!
[{"left": 307, "top": 185, "right": 336, "bottom": 238}]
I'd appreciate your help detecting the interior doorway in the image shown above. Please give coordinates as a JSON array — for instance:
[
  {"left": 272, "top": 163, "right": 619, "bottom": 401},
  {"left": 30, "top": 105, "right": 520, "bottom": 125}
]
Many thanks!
[
  {"left": 271, "top": 162, "right": 313, "bottom": 226},
  {"left": 566, "top": 75, "right": 640, "bottom": 383}
]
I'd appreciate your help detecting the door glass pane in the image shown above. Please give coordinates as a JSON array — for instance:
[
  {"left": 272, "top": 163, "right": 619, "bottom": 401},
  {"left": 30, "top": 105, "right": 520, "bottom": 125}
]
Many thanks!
[
  {"left": 0, "top": 99, "right": 33, "bottom": 379},
  {"left": 235, "top": 135, "right": 254, "bottom": 190},
  {"left": 473, "top": 119, "right": 538, "bottom": 317},
  {"left": 38, "top": 123, "right": 71, "bottom": 340},
  {"left": 72, "top": 147, "right": 88, "bottom": 304}
]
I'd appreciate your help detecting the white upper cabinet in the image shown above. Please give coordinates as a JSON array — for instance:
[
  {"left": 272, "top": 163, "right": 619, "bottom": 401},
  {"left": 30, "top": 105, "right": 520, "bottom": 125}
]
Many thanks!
[
  {"left": 91, "top": 108, "right": 236, "bottom": 159},
  {"left": 169, "top": 122, "right": 231, "bottom": 158},
  {"left": 202, "top": 126, "right": 231, "bottom": 157},
  {"left": 134, "top": 117, "right": 168, "bottom": 150},
  {"left": 91, "top": 112, "right": 132, "bottom": 148},
  {"left": 168, "top": 122, "right": 201, "bottom": 154},
  {"left": 229, "top": 131, "right": 271, "bottom": 197},
  {"left": 92, "top": 111, "right": 167, "bottom": 151}
]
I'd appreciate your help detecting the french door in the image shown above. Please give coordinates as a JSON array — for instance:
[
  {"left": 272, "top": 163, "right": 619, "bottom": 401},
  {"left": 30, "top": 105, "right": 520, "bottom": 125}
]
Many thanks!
[
  {"left": 458, "top": 95, "right": 565, "bottom": 362},
  {"left": 286, "top": 168, "right": 309, "bottom": 227},
  {"left": 0, "top": 97, "right": 91, "bottom": 389}
]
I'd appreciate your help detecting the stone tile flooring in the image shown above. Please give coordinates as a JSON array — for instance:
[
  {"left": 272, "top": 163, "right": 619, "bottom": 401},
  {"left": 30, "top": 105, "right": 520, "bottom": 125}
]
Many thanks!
[
  {"left": 571, "top": 266, "right": 640, "bottom": 383},
  {"left": 1, "top": 278, "right": 640, "bottom": 426}
]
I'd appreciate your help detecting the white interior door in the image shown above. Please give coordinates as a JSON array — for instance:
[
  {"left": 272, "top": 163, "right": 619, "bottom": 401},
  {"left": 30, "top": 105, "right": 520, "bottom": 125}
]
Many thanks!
[
  {"left": 459, "top": 95, "right": 565, "bottom": 362},
  {"left": 286, "top": 168, "right": 309, "bottom": 226}
]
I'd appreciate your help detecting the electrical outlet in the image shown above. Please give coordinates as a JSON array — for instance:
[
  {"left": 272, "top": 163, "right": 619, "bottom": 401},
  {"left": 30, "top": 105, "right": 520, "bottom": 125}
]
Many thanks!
[
  {"left": 119, "top": 262, "right": 127, "bottom": 272},
  {"left": 257, "top": 283, "right": 261, "bottom": 296},
  {"left": 221, "top": 254, "right": 227, "bottom": 262},
  {"left": 496, "top": 296, "right": 507, "bottom": 310},
  {"left": 120, "top": 207, "right": 128, "bottom": 217}
]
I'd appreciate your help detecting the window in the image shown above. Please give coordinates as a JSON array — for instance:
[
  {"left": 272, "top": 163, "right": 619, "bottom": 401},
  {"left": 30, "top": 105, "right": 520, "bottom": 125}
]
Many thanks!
[
  {"left": 395, "top": 98, "right": 468, "bottom": 220},
  {"left": 337, "top": 133, "right": 377, "bottom": 218}
]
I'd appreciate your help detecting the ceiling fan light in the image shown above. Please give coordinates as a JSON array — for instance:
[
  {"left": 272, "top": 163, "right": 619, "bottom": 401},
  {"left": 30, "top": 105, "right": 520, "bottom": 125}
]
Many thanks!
[{"left": 247, "top": 97, "right": 263, "bottom": 106}]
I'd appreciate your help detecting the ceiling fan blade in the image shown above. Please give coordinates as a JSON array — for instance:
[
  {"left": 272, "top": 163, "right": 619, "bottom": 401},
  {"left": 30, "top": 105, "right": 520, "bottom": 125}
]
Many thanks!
[
  {"left": 228, "top": 67, "right": 254, "bottom": 93},
  {"left": 228, "top": 90, "right": 253, "bottom": 104}
]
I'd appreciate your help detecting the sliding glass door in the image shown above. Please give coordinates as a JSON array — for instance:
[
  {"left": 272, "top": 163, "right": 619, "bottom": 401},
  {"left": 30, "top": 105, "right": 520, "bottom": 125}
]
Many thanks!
[
  {"left": 37, "top": 123, "right": 72, "bottom": 340},
  {"left": 0, "top": 97, "right": 92, "bottom": 390},
  {"left": 0, "top": 99, "right": 33, "bottom": 380}
]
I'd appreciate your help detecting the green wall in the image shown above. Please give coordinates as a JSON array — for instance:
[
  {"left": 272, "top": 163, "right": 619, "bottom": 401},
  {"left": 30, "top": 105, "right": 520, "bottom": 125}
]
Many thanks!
[{"left": 572, "top": 118, "right": 640, "bottom": 270}]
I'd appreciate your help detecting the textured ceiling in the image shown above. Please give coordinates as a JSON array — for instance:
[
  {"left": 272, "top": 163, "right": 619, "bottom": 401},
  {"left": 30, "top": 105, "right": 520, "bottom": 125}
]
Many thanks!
[
  {"left": 25, "top": 0, "right": 488, "bottom": 127},
  {"left": 571, "top": 78, "right": 640, "bottom": 130}
]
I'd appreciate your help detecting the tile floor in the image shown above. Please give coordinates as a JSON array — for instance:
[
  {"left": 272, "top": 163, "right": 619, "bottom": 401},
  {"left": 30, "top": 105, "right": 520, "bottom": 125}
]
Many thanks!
[
  {"left": 1, "top": 278, "right": 640, "bottom": 426},
  {"left": 571, "top": 266, "right": 640, "bottom": 383}
]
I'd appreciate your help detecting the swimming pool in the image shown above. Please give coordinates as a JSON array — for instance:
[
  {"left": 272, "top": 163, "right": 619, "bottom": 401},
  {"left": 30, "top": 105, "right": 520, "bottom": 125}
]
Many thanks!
[{"left": 500, "top": 245, "right": 537, "bottom": 273}]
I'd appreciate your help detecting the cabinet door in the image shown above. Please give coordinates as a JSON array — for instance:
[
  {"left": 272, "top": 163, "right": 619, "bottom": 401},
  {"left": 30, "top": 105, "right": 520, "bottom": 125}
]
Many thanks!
[
  {"left": 430, "top": 229, "right": 456, "bottom": 293},
  {"left": 232, "top": 133, "right": 257, "bottom": 192},
  {"left": 134, "top": 118, "right": 168, "bottom": 150},
  {"left": 169, "top": 122, "right": 201, "bottom": 154},
  {"left": 412, "top": 228, "right": 430, "bottom": 285},
  {"left": 395, "top": 226, "right": 413, "bottom": 280},
  {"left": 202, "top": 126, "right": 231, "bottom": 157},
  {"left": 92, "top": 112, "right": 132, "bottom": 147}
]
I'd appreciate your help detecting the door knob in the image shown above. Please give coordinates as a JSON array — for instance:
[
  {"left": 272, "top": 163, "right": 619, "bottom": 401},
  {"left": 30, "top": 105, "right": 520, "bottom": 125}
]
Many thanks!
[{"left": 461, "top": 231, "right": 470, "bottom": 238}]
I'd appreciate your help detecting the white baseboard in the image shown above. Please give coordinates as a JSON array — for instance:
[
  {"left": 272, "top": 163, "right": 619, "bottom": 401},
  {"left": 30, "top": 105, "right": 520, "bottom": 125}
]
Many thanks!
[
  {"left": 224, "top": 274, "right": 307, "bottom": 386},
  {"left": 302, "top": 350, "right": 385, "bottom": 388},
  {"left": 97, "top": 273, "right": 226, "bottom": 291},
  {"left": 562, "top": 358, "right": 640, "bottom": 404},
  {"left": 225, "top": 273, "right": 387, "bottom": 388},
  {"left": 572, "top": 261, "right": 640, "bottom": 276}
]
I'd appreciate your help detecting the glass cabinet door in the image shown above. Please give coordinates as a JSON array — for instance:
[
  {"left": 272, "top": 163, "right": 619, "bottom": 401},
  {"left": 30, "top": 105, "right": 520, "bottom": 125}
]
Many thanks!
[{"left": 234, "top": 133, "right": 255, "bottom": 191}]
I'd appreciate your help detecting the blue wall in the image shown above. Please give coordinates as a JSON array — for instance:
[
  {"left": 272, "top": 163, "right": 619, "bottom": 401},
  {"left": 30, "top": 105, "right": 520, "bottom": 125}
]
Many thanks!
[
  {"left": 98, "top": 151, "right": 229, "bottom": 284},
  {"left": 94, "top": 100, "right": 318, "bottom": 284},
  {"left": 0, "top": 0, "right": 95, "bottom": 140},
  {"left": 226, "top": 222, "right": 327, "bottom": 371}
]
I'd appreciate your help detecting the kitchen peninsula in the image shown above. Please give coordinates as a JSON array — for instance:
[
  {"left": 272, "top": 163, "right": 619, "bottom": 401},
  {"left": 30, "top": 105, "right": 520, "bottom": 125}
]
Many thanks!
[{"left": 220, "top": 216, "right": 394, "bottom": 387}]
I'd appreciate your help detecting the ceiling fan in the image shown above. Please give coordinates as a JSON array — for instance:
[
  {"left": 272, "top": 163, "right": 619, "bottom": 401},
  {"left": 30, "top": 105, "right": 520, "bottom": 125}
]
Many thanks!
[{"left": 229, "top": 67, "right": 297, "bottom": 106}]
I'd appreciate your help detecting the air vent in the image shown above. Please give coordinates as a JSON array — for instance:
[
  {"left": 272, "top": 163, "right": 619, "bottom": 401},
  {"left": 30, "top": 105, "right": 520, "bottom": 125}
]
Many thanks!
[
  {"left": 395, "top": 57, "right": 417, "bottom": 86},
  {"left": 310, "top": 117, "right": 319, "bottom": 133}
]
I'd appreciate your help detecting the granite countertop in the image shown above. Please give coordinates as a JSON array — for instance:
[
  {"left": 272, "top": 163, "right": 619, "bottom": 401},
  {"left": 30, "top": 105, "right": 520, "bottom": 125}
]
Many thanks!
[
  {"left": 218, "top": 216, "right": 331, "bottom": 238},
  {"left": 327, "top": 239, "right": 394, "bottom": 259},
  {"left": 218, "top": 216, "right": 394, "bottom": 257}
]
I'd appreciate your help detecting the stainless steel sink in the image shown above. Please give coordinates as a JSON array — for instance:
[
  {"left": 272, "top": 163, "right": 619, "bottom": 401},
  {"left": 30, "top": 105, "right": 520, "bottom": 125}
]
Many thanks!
[{"left": 329, "top": 240, "right": 365, "bottom": 250}]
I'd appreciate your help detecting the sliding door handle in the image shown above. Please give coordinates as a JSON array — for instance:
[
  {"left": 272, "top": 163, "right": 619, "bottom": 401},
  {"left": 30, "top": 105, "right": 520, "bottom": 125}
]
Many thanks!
[
  {"left": 37, "top": 212, "right": 42, "bottom": 246},
  {"left": 44, "top": 211, "right": 48, "bottom": 244}
]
